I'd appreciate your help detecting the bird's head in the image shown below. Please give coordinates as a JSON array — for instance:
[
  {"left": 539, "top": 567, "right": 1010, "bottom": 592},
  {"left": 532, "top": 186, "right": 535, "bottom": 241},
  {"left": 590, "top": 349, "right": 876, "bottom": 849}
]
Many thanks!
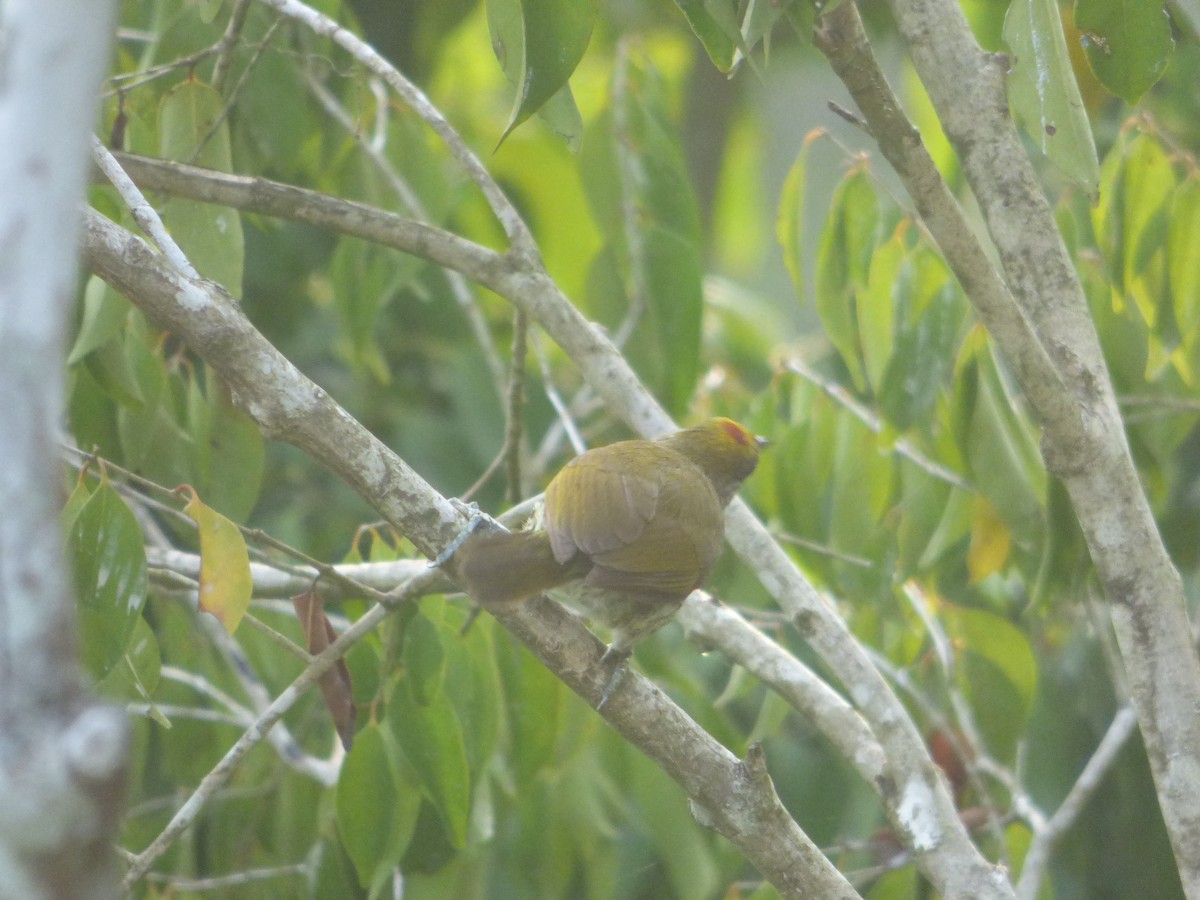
[{"left": 659, "top": 418, "right": 767, "bottom": 507}]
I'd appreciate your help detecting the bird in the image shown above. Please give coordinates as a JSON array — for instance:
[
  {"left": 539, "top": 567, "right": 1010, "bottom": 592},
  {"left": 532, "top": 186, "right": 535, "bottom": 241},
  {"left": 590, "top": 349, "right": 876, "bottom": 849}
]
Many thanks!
[{"left": 442, "top": 418, "right": 766, "bottom": 707}]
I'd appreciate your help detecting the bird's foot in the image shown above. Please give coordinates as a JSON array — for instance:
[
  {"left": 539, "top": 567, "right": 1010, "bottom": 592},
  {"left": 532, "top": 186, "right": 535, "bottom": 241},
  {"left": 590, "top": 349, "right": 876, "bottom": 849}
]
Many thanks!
[
  {"left": 596, "top": 646, "right": 633, "bottom": 711},
  {"left": 430, "top": 499, "right": 498, "bottom": 568}
]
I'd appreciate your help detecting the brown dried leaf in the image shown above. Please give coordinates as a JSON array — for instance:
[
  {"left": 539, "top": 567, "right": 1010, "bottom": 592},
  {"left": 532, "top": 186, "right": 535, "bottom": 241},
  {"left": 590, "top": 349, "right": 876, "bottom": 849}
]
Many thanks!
[{"left": 292, "top": 587, "right": 356, "bottom": 750}]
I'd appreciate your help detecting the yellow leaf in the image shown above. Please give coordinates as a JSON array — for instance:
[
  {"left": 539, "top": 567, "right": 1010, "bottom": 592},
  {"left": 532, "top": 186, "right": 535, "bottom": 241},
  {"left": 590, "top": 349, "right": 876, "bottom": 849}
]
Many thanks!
[
  {"left": 180, "top": 484, "right": 251, "bottom": 633},
  {"left": 968, "top": 495, "right": 1011, "bottom": 583}
]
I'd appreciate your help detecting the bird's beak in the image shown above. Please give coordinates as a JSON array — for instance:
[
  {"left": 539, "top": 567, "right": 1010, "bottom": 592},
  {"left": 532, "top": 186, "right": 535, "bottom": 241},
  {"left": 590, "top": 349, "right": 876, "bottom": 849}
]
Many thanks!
[{"left": 755, "top": 435, "right": 770, "bottom": 451}]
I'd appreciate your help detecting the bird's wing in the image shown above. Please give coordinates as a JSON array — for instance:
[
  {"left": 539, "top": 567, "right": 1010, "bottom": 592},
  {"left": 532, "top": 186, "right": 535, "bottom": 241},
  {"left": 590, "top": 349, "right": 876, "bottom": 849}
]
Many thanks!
[
  {"left": 544, "top": 443, "right": 661, "bottom": 560},
  {"left": 544, "top": 443, "right": 723, "bottom": 600}
]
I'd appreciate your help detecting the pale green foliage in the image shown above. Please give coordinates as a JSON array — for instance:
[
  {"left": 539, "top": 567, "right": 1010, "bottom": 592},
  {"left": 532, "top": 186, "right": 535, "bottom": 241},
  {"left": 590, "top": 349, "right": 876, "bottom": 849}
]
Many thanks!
[{"left": 72, "top": 1, "right": 1197, "bottom": 897}]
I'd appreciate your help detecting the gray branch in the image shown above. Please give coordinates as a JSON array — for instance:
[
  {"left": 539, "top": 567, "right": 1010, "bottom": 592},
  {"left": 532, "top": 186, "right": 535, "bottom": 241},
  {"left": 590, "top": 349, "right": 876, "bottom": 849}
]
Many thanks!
[
  {"left": 0, "top": 1, "right": 125, "bottom": 898},
  {"left": 83, "top": 212, "right": 857, "bottom": 899},
  {"left": 849, "top": 0, "right": 1200, "bottom": 886},
  {"left": 102, "top": 144, "right": 997, "bottom": 897}
]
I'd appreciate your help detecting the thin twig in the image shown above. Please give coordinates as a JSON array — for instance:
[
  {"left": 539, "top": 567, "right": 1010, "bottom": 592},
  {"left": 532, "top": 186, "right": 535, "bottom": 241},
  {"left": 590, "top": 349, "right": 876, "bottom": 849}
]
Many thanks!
[
  {"left": 91, "top": 136, "right": 198, "bottom": 278},
  {"left": 783, "top": 356, "right": 972, "bottom": 490},
  {"left": 236, "top": 611, "right": 311, "bottom": 662},
  {"left": 144, "top": 863, "right": 308, "bottom": 892},
  {"left": 104, "top": 46, "right": 220, "bottom": 96},
  {"left": 773, "top": 531, "right": 875, "bottom": 568},
  {"left": 120, "top": 570, "right": 437, "bottom": 888},
  {"left": 460, "top": 313, "right": 531, "bottom": 502},
  {"left": 303, "top": 68, "right": 509, "bottom": 395},
  {"left": 189, "top": 16, "right": 284, "bottom": 165},
  {"left": 65, "top": 443, "right": 408, "bottom": 610},
  {"left": 505, "top": 309, "right": 528, "bottom": 503},
  {"left": 197, "top": 616, "right": 341, "bottom": 785},
  {"left": 531, "top": 330, "right": 589, "bottom": 457},
  {"left": 827, "top": 100, "right": 871, "bottom": 134},
  {"left": 125, "top": 705, "right": 244, "bottom": 727},
  {"left": 161, "top": 666, "right": 254, "bottom": 721},
  {"left": 243, "top": 527, "right": 397, "bottom": 606},
  {"left": 211, "top": 0, "right": 254, "bottom": 92},
  {"left": 1016, "top": 708, "right": 1139, "bottom": 900},
  {"left": 901, "top": 582, "right": 1010, "bottom": 868},
  {"left": 256, "top": 0, "right": 533, "bottom": 250}
]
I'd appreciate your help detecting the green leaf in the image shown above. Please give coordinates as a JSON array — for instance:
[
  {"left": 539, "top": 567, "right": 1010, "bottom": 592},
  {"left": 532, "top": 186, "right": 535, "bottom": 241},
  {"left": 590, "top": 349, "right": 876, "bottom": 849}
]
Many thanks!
[
  {"left": 84, "top": 340, "right": 145, "bottom": 410},
  {"left": 69, "top": 276, "right": 131, "bottom": 365},
  {"left": 773, "top": 414, "right": 826, "bottom": 541},
  {"left": 328, "top": 237, "right": 410, "bottom": 383},
  {"left": 878, "top": 248, "right": 966, "bottom": 429},
  {"left": 1096, "top": 132, "right": 1183, "bottom": 379},
  {"left": 1121, "top": 134, "right": 1174, "bottom": 329},
  {"left": 674, "top": 0, "right": 739, "bottom": 71},
  {"left": 858, "top": 228, "right": 905, "bottom": 394},
  {"left": 776, "top": 133, "right": 815, "bottom": 304},
  {"left": 336, "top": 724, "right": 414, "bottom": 889},
  {"left": 197, "top": 0, "right": 222, "bottom": 24},
  {"left": 68, "top": 479, "right": 149, "bottom": 680},
  {"left": 233, "top": 37, "right": 312, "bottom": 177},
  {"left": 187, "top": 372, "right": 265, "bottom": 522},
  {"left": 829, "top": 417, "right": 893, "bottom": 555},
  {"left": 941, "top": 602, "right": 1038, "bottom": 753},
  {"left": 96, "top": 616, "right": 167, "bottom": 726},
  {"left": 1075, "top": 0, "right": 1174, "bottom": 104},
  {"left": 403, "top": 609, "right": 446, "bottom": 706},
  {"left": 584, "top": 56, "right": 705, "bottom": 416},
  {"left": 631, "top": 752, "right": 721, "bottom": 898},
  {"left": 743, "top": 883, "right": 786, "bottom": 900},
  {"left": 1169, "top": 177, "right": 1200, "bottom": 346},
  {"left": 896, "top": 466, "right": 954, "bottom": 577},
  {"left": 387, "top": 678, "right": 472, "bottom": 848},
  {"left": 783, "top": 2, "right": 817, "bottom": 44},
  {"left": 1093, "top": 134, "right": 1129, "bottom": 301},
  {"left": 916, "top": 484, "right": 972, "bottom": 571},
  {"left": 67, "top": 364, "right": 120, "bottom": 457},
  {"left": 120, "top": 615, "right": 162, "bottom": 697},
  {"left": 964, "top": 353, "right": 1045, "bottom": 533},
  {"left": 495, "top": 636, "right": 564, "bottom": 789},
  {"left": 641, "top": 224, "right": 705, "bottom": 413},
  {"left": 488, "top": 0, "right": 595, "bottom": 146},
  {"left": 1004, "top": 0, "right": 1100, "bottom": 196},
  {"left": 869, "top": 862, "right": 920, "bottom": 899},
  {"left": 159, "top": 79, "right": 244, "bottom": 293},
  {"left": 61, "top": 476, "right": 93, "bottom": 534},
  {"left": 816, "top": 165, "right": 878, "bottom": 391},
  {"left": 441, "top": 607, "right": 503, "bottom": 777},
  {"left": 741, "top": 0, "right": 802, "bottom": 64}
]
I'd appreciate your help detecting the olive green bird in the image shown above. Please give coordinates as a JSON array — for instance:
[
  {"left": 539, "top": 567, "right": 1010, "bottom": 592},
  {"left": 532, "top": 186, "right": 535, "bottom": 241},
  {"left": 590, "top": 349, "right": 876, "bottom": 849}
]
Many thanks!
[{"left": 444, "top": 418, "right": 765, "bottom": 706}]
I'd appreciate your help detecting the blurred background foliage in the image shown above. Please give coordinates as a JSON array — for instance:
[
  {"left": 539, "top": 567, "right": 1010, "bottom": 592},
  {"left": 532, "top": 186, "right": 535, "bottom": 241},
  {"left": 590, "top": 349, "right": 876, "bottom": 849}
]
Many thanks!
[{"left": 69, "top": 0, "right": 1200, "bottom": 896}]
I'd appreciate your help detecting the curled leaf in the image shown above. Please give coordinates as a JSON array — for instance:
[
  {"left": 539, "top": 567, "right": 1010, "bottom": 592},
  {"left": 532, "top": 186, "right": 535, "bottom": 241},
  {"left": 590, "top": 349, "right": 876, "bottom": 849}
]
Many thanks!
[
  {"left": 293, "top": 587, "right": 357, "bottom": 750},
  {"left": 180, "top": 484, "right": 251, "bottom": 634}
]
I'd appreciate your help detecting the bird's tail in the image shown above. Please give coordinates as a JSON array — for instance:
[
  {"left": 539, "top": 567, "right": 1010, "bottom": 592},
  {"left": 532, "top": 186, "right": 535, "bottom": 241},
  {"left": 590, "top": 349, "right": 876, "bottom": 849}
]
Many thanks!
[{"left": 452, "top": 529, "right": 581, "bottom": 608}]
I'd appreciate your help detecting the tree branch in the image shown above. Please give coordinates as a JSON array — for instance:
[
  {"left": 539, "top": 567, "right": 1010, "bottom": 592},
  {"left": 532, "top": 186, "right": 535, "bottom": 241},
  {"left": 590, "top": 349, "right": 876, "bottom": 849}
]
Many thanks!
[
  {"left": 870, "top": 0, "right": 1200, "bottom": 885},
  {"left": 83, "top": 211, "right": 857, "bottom": 899},
  {"left": 812, "top": 4, "right": 1081, "bottom": 447},
  {"left": 1015, "top": 707, "right": 1139, "bottom": 900},
  {"left": 301, "top": 69, "right": 509, "bottom": 395},
  {"left": 0, "top": 1, "right": 126, "bottom": 896},
  {"left": 254, "top": 0, "right": 534, "bottom": 253},
  {"left": 108, "top": 152, "right": 509, "bottom": 293},
  {"left": 105, "top": 143, "right": 1003, "bottom": 897}
]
